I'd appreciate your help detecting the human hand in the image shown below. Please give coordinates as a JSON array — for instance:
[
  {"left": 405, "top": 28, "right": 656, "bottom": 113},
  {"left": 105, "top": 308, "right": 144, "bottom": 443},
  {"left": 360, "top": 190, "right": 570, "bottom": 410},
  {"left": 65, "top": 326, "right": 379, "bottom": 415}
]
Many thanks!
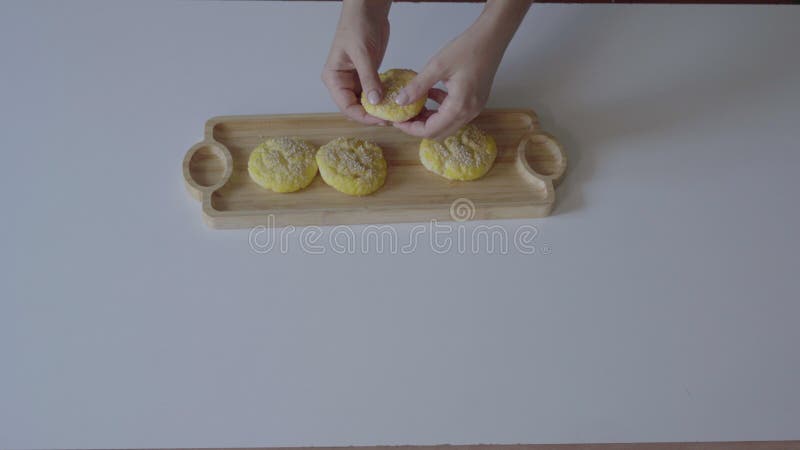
[
  {"left": 321, "top": 0, "right": 392, "bottom": 125},
  {"left": 393, "top": 0, "right": 531, "bottom": 139}
]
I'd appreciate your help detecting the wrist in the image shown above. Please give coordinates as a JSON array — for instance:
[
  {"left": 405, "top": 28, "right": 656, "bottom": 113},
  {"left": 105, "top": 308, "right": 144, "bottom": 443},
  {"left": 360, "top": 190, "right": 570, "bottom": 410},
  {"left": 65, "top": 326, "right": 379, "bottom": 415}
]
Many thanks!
[
  {"left": 474, "top": 0, "right": 531, "bottom": 45},
  {"left": 342, "top": 0, "right": 392, "bottom": 22}
]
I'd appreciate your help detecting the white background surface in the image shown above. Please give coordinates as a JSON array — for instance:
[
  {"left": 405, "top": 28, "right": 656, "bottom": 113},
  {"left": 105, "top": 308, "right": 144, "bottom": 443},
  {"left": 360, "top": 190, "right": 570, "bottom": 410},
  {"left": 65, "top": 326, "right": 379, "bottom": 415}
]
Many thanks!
[{"left": 2, "top": 1, "right": 800, "bottom": 448}]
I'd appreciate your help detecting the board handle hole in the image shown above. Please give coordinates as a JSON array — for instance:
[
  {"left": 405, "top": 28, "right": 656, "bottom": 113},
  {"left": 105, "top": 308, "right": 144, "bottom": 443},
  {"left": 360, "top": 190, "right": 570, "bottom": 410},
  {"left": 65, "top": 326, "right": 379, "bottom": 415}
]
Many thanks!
[
  {"left": 522, "top": 135, "right": 561, "bottom": 178},
  {"left": 188, "top": 145, "right": 227, "bottom": 188}
]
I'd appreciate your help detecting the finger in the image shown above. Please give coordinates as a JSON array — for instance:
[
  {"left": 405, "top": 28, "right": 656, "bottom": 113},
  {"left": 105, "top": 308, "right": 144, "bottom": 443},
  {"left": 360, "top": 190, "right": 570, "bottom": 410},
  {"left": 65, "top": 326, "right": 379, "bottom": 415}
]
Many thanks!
[
  {"left": 330, "top": 86, "right": 386, "bottom": 125},
  {"left": 351, "top": 50, "right": 384, "bottom": 106},
  {"left": 393, "top": 103, "right": 465, "bottom": 139},
  {"left": 395, "top": 63, "right": 442, "bottom": 106},
  {"left": 344, "top": 102, "right": 388, "bottom": 125},
  {"left": 397, "top": 107, "right": 435, "bottom": 124},
  {"left": 323, "top": 70, "right": 387, "bottom": 125},
  {"left": 414, "top": 108, "right": 436, "bottom": 122},
  {"left": 428, "top": 88, "right": 448, "bottom": 105},
  {"left": 402, "top": 82, "right": 479, "bottom": 138},
  {"left": 391, "top": 110, "right": 447, "bottom": 137}
]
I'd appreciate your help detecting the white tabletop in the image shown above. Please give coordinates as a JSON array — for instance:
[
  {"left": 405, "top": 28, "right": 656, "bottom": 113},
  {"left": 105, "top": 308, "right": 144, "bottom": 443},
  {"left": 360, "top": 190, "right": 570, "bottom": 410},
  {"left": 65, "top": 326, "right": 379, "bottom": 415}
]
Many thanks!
[{"left": 2, "top": 1, "right": 799, "bottom": 448}]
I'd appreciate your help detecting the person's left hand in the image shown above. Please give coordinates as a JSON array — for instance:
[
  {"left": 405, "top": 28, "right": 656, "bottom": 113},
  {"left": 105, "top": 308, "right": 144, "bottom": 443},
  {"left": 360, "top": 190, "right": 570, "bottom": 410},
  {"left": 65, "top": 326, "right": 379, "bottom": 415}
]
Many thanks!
[{"left": 321, "top": 0, "right": 391, "bottom": 125}]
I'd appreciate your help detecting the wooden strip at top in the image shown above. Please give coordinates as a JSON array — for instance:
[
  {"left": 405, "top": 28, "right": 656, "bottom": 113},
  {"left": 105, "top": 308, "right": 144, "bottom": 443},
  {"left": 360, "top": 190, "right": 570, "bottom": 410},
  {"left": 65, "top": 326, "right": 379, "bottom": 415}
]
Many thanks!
[
  {"left": 532, "top": 1, "right": 795, "bottom": 3},
  {"left": 136, "top": 441, "right": 800, "bottom": 450},
  {"left": 391, "top": 0, "right": 796, "bottom": 3}
]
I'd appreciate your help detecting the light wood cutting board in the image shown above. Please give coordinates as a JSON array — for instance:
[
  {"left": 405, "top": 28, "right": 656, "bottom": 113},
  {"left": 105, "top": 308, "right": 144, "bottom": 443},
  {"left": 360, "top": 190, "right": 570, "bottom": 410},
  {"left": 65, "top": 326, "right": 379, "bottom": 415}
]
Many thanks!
[{"left": 182, "top": 109, "right": 566, "bottom": 229}]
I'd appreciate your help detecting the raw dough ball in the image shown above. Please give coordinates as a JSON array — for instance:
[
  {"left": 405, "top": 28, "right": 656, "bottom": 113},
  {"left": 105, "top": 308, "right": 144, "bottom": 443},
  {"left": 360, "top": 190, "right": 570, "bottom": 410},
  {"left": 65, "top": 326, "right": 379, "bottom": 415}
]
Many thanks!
[
  {"left": 316, "top": 137, "right": 387, "bottom": 196},
  {"left": 419, "top": 124, "right": 497, "bottom": 181},
  {"left": 248, "top": 137, "right": 318, "bottom": 193}
]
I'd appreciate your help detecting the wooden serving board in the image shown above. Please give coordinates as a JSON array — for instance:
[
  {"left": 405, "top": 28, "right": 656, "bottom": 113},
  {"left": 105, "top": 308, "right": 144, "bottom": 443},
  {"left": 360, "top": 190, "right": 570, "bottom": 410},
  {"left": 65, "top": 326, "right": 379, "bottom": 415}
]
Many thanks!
[{"left": 182, "top": 109, "right": 566, "bottom": 229}]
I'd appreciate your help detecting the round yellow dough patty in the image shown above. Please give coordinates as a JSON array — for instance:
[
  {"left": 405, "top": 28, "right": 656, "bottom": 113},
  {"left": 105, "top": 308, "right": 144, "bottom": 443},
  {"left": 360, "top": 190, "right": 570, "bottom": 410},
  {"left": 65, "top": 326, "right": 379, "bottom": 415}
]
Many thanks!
[
  {"left": 419, "top": 124, "right": 497, "bottom": 181},
  {"left": 316, "top": 137, "right": 387, "bottom": 196},
  {"left": 361, "top": 68, "right": 426, "bottom": 122},
  {"left": 248, "top": 137, "right": 318, "bottom": 193}
]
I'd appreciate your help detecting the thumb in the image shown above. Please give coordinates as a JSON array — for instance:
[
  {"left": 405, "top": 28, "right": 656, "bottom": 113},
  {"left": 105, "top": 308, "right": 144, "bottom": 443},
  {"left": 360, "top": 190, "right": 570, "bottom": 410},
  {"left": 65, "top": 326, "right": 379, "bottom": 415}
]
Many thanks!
[
  {"left": 395, "top": 63, "right": 442, "bottom": 106},
  {"left": 351, "top": 50, "right": 384, "bottom": 105}
]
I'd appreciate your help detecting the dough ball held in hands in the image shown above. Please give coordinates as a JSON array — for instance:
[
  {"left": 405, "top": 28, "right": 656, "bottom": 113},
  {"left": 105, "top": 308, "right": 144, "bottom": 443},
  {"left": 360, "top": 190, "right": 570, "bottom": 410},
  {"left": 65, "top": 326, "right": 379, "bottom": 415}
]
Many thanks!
[{"left": 361, "top": 69, "right": 426, "bottom": 122}]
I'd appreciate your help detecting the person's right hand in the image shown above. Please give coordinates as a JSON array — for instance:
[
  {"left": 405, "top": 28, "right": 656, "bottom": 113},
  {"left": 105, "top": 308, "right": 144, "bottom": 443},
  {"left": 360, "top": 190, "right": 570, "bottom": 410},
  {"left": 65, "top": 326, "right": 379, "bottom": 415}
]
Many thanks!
[
  {"left": 392, "top": 0, "right": 532, "bottom": 139},
  {"left": 322, "top": 0, "right": 392, "bottom": 125}
]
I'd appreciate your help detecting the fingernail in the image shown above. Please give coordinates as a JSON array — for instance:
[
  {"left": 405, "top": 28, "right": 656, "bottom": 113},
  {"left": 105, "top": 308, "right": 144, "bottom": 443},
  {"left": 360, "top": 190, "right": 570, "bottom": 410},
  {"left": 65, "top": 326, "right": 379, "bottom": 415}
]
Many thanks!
[
  {"left": 395, "top": 90, "right": 409, "bottom": 105},
  {"left": 368, "top": 90, "right": 381, "bottom": 105}
]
